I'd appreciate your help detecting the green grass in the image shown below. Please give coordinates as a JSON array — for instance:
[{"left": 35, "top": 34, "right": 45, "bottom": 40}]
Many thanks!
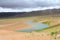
[
  {"left": 35, "top": 24, "right": 60, "bottom": 32},
  {"left": 42, "top": 21, "right": 51, "bottom": 25}
]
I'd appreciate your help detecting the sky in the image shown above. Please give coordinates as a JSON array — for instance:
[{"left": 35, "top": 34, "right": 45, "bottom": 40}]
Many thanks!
[{"left": 0, "top": 0, "right": 60, "bottom": 12}]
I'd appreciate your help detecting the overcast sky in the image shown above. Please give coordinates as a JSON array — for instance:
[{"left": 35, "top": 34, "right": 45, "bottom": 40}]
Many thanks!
[{"left": 0, "top": 0, "right": 60, "bottom": 12}]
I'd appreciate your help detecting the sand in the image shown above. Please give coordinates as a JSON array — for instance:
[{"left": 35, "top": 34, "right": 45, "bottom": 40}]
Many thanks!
[
  {"left": 0, "top": 22, "right": 34, "bottom": 31},
  {"left": 0, "top": 30, "right": 55, "bottom": 40}
]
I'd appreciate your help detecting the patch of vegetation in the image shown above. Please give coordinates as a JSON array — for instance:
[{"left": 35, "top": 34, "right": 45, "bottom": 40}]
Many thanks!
[
  {"left": 35, "top": 24, "right": 60, "bottom": 32},
  {"left": 33, "top": 19, "right": 40, "bottom": 22},
  {"left": 51, "top": 32, "right": 55, "bottom": 36},
  {"left": 42, "top": 21, "right": 51, "bottom": 25},
  {"left": 51, "top": 31, "right": 58, "bottom": 39},
  {"left": 51, "top": 32, "right": 57, "bottom": 36}
]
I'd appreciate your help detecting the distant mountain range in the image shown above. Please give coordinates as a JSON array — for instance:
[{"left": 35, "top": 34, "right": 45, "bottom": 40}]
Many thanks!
[{"left": 0, "top": 9, "right": 60, "bottom": 18}]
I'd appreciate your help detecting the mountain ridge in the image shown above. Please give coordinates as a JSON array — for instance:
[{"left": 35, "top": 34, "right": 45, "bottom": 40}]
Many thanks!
[{"left": 0, "top": 9, "right": 60, "bottom": 18}]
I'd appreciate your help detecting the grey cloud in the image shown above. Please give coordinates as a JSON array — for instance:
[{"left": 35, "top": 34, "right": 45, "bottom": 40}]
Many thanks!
[{"left": 0, "top": 0, "right": 60, "bottom": 9}]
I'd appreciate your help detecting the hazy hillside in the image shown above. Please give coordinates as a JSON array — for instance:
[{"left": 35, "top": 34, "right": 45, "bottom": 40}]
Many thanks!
[{"left": 0, "top": 9, "right": 60, "bottom": 18}]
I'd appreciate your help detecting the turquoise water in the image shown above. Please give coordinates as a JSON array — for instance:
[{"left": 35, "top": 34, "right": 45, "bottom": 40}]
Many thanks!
[{"left": 16, "top": 20, "right": 49, "bottom": 32}]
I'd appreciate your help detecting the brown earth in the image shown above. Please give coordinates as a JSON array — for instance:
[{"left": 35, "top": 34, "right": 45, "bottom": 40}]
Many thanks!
[
  {"left": 0, "top": 22, "right": 34, "bottom": 31},
  {"left": 0, "top": 30, "right": 55, "bottom": 40}
]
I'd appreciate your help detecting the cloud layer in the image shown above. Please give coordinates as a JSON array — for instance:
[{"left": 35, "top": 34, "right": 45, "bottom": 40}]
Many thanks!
[{"left": 0, "top": 0, "right": 60, "bottom": 12}]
